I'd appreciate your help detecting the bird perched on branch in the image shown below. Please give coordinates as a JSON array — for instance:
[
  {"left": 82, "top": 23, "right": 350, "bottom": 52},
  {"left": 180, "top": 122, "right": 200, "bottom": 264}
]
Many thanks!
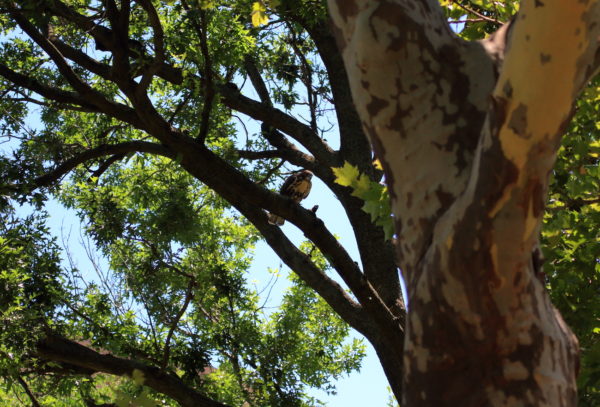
[{"left": 268, "top": 170, "right": 313, "bottom": 226}]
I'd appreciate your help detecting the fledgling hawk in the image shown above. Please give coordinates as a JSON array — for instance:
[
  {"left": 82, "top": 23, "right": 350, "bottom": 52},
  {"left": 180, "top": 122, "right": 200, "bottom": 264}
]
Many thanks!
[{"left": 268, "top": 170, "right": 313, "bottom": 226}]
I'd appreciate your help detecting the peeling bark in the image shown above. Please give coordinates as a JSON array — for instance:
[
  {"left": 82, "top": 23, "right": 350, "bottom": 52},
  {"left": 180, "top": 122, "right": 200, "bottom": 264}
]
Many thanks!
[{"left": 329, "top": 0, "right": 599, "bottom": 405}]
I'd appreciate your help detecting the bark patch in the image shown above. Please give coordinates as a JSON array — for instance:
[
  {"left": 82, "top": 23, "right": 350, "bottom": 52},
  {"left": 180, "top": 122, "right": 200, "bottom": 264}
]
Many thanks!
[
  {"left": 508, "top": 103, "right": 530, "bottom": 138},
  {"left": 540, "top": 53, "right": 552, "bottom": 64},
  {"left": 367, "top": 95, "right": 390, "bottom": 117},
  {"left": 336, "top": 1, "right": 359, "bottom": 22}
]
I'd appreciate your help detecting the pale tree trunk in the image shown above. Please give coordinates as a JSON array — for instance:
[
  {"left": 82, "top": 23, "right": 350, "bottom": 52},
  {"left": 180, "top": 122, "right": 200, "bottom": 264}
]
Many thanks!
[{"left": 328, "top": 0, "right": 600, "bottom": 405}]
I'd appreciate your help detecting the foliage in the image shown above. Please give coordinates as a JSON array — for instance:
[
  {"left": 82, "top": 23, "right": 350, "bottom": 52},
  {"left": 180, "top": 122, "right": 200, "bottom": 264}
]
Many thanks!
[
  {"left": 543, "top": 77, "right": 600, "bottom": 405},
  {"left": 332, "top": 161, "right": 394, "bottom": 240}
]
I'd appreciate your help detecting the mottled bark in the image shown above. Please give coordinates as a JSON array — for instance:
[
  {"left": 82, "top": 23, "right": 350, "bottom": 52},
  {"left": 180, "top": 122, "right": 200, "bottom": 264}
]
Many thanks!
[{"left": 328, "top": 0, "right": 599, "bottom": 405}]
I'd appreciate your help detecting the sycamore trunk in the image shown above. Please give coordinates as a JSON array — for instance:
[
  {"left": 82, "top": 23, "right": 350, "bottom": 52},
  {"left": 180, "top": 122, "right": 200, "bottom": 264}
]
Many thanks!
[{"left": 329, "top": 0, "right": 598, "bottom": 405}]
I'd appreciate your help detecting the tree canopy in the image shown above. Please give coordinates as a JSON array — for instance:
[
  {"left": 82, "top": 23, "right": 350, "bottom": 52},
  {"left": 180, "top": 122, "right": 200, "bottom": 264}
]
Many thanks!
[{"left": 0, "top": 0, "right": 598, "bottom": 406}]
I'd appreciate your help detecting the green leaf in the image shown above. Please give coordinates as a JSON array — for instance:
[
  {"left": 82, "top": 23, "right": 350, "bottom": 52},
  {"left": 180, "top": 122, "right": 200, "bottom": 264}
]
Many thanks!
[{"left": 332, "top": 161, "right": 361, "bottom": 187}]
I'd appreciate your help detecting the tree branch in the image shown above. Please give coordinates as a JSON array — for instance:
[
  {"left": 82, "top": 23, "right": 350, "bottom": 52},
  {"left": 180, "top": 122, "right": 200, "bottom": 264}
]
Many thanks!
[
  {"left": 217, "top": 82, "right": 336, "bottom": 163},
  {"left": 244, "top": 55, "right": 271, "bottom": 105},
  {"left": 136, "top": 0, "right": 166, "bottom": 90},
  {"left": 289, "top": 16, "right": 402, "bottom": 311},
  {"left": 0, "top": 63, "right": 96, "bottom": 112},
  {"left": 41, "top": 0, "right": 183, "bottom": 85},
  {"left": 47, "top": 38, "right": 113, "bottom": 80},
  {"left": 16, "top": 376, "right": 42, "bottom": 407},
  {"left": 161, "top": 280, "right": 195, "bottom": 368},
  {"left": 0, "top": 63, "right": 145, "bottom": 129},
  {"left": 36, "top": 332, "right": 230, "bottom": 407},
  {"left": 236, "top": 150, "right": 281, "bottom": 160},
  {"left": 10, "top": 10, "right": 114, "bottom": 108},
  {"left": 88, "top": 153, "right": 128, "bottom": 181},
  {"left": 0, "top": 142, "right": 173, "bottom": 194},
  {"left": 177, "top": 143, "right": 402, "bottom": 340}
]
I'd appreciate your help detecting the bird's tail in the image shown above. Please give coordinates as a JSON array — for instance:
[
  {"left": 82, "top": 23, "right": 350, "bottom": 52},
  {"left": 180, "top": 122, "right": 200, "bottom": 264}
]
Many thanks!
[{"left": 267, "top": 213, "right": 285, "bottom": 226}]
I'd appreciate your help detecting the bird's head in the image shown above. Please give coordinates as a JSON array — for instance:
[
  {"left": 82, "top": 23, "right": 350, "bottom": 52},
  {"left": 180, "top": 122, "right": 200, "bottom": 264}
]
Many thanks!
[{"left": 298, "top": 170, "right": 313, "bottom": 180}]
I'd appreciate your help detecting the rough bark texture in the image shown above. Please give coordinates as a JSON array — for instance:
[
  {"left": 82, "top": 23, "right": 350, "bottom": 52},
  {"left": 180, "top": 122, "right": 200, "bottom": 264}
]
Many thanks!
[{"left": 328, "top": 0, "right": 600, "bottom": 405}]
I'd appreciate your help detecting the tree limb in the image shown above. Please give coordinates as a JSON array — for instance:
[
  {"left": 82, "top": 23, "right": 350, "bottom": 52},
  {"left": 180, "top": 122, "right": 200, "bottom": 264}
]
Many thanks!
[
  {"left": 136, "top": 0, "right": 166, "bottom": 91},
  {"left": 178, "top": 143, "right": 402, "bottom": 340},
  {"left": 244, "top": 55, "right": 272, "bottom": 105},
  {"left": 10, "top": 10, "right": 115, "bottom": 109},
  {"left": 0, "top": 63, "right": 96, "bottom": 112},
  {"left": 217, "top": 82, "right": 336, "bottom": 163},
  {"left": 0, "top": 63, "right": 146, "bottom": 129},
  {"left": 2, "top": 142, "right": 173, "bottom": 193},
  {"left": 161, "top": 279, "right": 195, "bottom": 368},
  {"left": 454, "top": 1, "right": 502, "bottom": 24},
  {"left": 35, "top": 332, "right": 230, "bottom": 407},
  {"left": 16, "top": 376, "right": 42, "bottom": 407},
  {"left": 236, "top": 150, "right": 281, "bottom": 160}
]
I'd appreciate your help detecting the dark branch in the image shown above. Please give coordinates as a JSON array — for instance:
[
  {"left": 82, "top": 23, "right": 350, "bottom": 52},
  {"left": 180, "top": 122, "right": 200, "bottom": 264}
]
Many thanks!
[
  {"left": 217, "top": 82, "right": 335, "bottom": 163},
  {"left": 10, "top": 11, "right": 112, "bottom": 107},
  {"left": 16, "top": 142, "right": 172, "bottom": 192},
  {"left": 49, "top": 39, "right": 113, "bottom": 80},
  {"left": 36, "top": 332, "right": 230, "bottom": 407},
  {"left": 178, "top": 144, "right": 401, "bottom": 339},
  {"left": 0, "top": 63, "right": 96, "bottom": 111},
  {"left": 244, "top": 55, "right": 271, "bottom": 105},
  {"left": 136, "top": 0, "right": 166, "bottom": 90},
  {"left": 88, "top": 153, "right": 128, "bottom": 181},
  {"left": 0, "top": 64, "right": 145, "bottom": 129},
  {"left": 16, "top": 376, "right": 42, "bottom": 407},
  {"left": 454, "top": 1, "right": 503, "bottom": 24},
  {"left": 42, "top": 0, "right": 182, "bottom": 85},
  {"left": 161, "top": 280, "right": 195, "bottom": 368}
]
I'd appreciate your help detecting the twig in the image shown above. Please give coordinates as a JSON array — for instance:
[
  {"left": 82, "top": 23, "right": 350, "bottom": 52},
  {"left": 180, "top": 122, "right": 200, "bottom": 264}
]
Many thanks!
[
  {"left": 454, "top": 1, "right": 502, "bottom": 24},
  {"left": 16, "top": 376, "right": 42, "bottom": 407},
  {"left": 161, "top": 280, "right": 195, "bottom": 368}
]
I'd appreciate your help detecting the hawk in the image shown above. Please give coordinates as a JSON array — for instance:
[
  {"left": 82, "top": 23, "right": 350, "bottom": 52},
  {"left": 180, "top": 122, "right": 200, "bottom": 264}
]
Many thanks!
[{"left": 268, "top": 170, "right": 313, "bottom": 226}]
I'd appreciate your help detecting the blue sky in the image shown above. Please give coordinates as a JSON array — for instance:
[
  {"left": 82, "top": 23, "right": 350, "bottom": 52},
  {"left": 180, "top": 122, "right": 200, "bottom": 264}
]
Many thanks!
[
  {"left": 7, "top": 111, "right": 396, "bottom": 405},
  {"left": 4, "top": 41, "right": 398, "bottom": 407},
  {"left": 25, "top": 173, "right": 394, "bottom": 406}
]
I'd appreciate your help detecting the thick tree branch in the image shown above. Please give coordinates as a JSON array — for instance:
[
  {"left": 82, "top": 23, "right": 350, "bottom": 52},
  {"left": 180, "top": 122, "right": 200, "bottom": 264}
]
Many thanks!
[
  {"left": 136, "top": 0, "right": 166, "bottom": 90},
  {"left": 1, "top": 142, "right": 173, "bottom": 194},
  {"left": 328, "top": 0, "right": 496, "bottom": 272},
  {"left": 260, "top": 125, "right": 317, "bottom": 171},
  {"left": 217, "top": 82, "right": 336, "bottom": 163},
  {"left": 41, "top": 0, "right": 182, "bottom": 85},
  {"left": 0, "top": 63, "right": 96, "bottom": 112},
  {"left": 36, "top": 333, "right": 230, "bottom": 407},
  {"left": 48, "top": 39, "right": 113, "bottom": 80},
  {"left": 244, "top": 55, "right": 271, "bottom": 105},
  {"left": 0, "top": 63, "right": 145, "bottom": 130},
  {"left": 10, "top": 11, "right": 115, "bottom": 109},
  {"left": 176, "top": 143, "right": 403, "bottom": 340},
  {"left": 290, "top": 16, "right": 401, "bottom": 311}
]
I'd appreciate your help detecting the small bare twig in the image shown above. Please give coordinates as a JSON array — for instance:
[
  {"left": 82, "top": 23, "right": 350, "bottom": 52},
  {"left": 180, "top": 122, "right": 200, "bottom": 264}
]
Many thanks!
[{"left": 454, "top": 1, "right": 502, "bottom": 24}]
